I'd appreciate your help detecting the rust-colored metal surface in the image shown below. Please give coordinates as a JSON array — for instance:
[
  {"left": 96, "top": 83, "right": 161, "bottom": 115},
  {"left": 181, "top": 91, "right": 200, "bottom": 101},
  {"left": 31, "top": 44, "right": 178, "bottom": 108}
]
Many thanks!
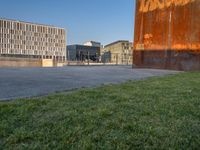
[{"left": 133, "top": 0, "right": 200, "bottom": 71}]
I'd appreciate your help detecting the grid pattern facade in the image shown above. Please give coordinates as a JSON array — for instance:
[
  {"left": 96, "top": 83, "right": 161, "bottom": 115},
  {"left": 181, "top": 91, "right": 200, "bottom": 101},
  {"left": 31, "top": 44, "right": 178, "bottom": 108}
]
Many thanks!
[
  {"left": 103, "top": 41, "right": 133, "bottom": 64},
  {"left": 0, "top": 19, "right": 66, "bottom": 61}
]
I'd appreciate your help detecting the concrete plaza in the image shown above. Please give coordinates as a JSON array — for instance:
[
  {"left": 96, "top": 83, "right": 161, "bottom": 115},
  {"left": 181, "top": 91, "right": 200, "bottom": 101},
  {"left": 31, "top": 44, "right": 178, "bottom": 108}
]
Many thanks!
[{"left": 0, "top": 66, "right": 179, "bottom": 101}]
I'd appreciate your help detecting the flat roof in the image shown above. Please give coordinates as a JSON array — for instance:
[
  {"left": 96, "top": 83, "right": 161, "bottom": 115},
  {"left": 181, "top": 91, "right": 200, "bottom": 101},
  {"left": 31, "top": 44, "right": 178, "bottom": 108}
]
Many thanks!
[
  {"left": 104, "top": 40, "right": 131, "bottom": 48},
  {"left": 0, "top": 18, "right": 65, "bottom": 29},
  {"left": 67, "top": 44, "right": 100, "bottom": 48},
  {"left": 84, "top": 41, "right": 101, "bottom": 43}
]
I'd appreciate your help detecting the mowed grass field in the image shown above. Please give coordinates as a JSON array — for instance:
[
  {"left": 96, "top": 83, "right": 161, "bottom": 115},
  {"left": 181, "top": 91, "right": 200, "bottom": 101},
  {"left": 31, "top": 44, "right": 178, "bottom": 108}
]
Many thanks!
[{"left": 0, "top": 72, "right": 200, "bottom": 149}]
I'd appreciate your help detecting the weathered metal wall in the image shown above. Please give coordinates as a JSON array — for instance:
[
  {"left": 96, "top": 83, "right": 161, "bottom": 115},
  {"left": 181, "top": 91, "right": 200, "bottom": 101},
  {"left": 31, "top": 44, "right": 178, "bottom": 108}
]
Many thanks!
[{"left": 133, "top": 0, "right": 200, "bottom": 71}]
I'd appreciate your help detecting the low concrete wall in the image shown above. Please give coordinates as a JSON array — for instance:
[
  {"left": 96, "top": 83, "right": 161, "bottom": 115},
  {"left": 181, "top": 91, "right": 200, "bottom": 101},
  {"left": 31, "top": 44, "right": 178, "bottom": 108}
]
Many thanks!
[
  {"left": 0, "top": 57, "right": 42, "bottom": 67},
  {"left": 42, "top": 59, "right": 53, "bottom": 67},
  {"left": 0, "top": 57, "right": 67, "bottom": 68}
]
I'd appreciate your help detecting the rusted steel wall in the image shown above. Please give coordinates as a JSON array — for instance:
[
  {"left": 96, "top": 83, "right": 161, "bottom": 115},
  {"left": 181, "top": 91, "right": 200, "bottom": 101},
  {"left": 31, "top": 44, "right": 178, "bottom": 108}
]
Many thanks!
[{"left": 133, "top": 0, "right": 200, "bottom": 71}]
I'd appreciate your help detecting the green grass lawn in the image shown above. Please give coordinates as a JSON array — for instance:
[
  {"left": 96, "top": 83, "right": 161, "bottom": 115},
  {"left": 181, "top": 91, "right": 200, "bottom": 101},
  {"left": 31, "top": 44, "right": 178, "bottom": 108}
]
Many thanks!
[{"left": 0, "top": 72, "right": 200, "bottom": 149}]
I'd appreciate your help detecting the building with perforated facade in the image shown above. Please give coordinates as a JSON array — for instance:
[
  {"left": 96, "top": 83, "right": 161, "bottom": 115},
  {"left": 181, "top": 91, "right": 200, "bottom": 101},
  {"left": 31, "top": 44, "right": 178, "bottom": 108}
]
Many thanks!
[{"left": 0, "top": 18, "right": 66, "bottom": 61}]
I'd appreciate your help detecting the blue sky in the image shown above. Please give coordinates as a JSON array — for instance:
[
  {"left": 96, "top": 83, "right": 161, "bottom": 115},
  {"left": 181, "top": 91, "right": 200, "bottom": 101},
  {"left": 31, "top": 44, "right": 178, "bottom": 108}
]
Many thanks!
[{"left": 0, "top": 0, "right": 135, "bottom": 45}]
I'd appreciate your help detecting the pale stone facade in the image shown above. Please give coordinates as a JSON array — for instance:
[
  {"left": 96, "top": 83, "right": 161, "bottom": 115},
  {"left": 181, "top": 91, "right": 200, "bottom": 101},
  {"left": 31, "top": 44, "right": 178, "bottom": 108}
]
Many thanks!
[
  {"left": 102, "top": 40, "right": 133, "bottom": 64},
  {"left": 0, "top": 18, "right": 66, "bottom": 61}
]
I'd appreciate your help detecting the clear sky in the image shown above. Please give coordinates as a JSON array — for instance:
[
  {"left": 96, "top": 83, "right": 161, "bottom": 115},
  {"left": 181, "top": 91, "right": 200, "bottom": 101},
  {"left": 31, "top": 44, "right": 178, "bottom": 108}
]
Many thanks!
[{"left": 0, "top": 0, "right": 135, "bottom": 45}]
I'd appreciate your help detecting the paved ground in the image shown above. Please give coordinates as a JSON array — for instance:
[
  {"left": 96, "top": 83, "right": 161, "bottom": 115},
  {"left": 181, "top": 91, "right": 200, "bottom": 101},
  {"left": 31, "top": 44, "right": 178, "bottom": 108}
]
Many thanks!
[{"left": 0, "top": 66, "right": 180, "bottom": 101}]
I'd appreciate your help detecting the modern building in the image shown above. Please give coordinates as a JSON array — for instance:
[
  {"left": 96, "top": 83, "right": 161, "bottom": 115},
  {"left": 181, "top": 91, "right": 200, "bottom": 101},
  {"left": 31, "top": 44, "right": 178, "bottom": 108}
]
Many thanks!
[
  {"left": 84, "top": 41, "right": 101, "bottom": 47},
  {"left": 67, "top": 44, "right": 100, "bottom": 62},
  {"left": 0, "top": 18, "right": 66, "bottom": 61},
  {"left": 133, "top": 0, "right": 200, "bottom": 71},
  {"left": 102, "top": 40, "right": 133, "bottom": 64}
]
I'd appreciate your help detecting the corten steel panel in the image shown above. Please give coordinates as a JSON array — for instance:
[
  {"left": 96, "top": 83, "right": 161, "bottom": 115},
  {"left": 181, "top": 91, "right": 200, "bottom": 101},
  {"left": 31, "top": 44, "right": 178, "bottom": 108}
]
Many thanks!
[{"left": 133, "top": 0, "right": 200, "bottom": 71}]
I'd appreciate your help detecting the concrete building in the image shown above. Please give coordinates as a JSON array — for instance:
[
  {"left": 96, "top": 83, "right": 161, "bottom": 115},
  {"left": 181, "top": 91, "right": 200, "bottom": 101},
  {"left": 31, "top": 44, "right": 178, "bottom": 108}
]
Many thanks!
[
  {"left": 102, "top": 40, "right": 133, "bottom": 64},
  {"left": 134, "top": 0, "right": 200, "bottom": 71},
  {"left": 0, "top": 18, "right": 66, "bottom": 62},
  {"left": 84, "top": 41, "right": 101, "bottom": 47},
  {"left": 67, "top": 44, "right": 100, "bottom": 62}
]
